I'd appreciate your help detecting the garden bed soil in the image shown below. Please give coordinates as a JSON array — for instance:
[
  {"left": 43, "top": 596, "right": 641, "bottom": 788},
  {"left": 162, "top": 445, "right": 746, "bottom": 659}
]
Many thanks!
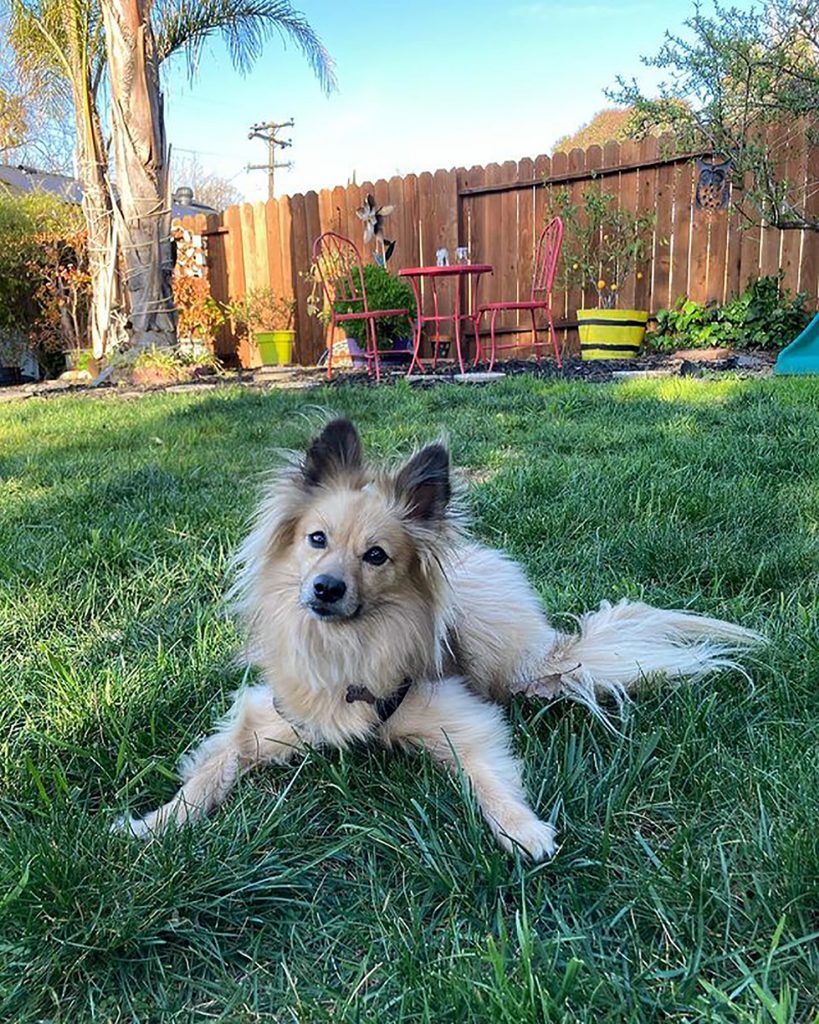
[{"left": 0, "top": 349, "right": 776, "bottom": 404}]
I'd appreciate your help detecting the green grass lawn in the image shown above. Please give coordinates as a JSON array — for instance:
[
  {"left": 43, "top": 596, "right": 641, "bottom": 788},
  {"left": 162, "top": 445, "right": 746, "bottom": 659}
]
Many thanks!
[{"left": 1, "top": 375, "right": 818, "bottom": 1023}]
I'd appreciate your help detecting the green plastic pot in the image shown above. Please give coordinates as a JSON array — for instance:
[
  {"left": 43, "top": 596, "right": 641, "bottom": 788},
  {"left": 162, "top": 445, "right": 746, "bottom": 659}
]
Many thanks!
[{"left": 255, "top": 330, "right": 295, "bottom": 366}]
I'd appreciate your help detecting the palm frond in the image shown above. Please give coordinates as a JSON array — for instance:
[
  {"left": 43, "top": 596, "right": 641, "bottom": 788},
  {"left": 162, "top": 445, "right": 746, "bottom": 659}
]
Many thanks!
[
  {"left": 153, "top": 0, "right": 337, "bottom": 94},
  {"left": 7, "top": 0, "right": 106, "bottom": 103}
]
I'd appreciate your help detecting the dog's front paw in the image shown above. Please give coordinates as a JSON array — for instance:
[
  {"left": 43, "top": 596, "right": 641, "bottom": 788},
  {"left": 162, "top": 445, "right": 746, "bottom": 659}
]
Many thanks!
[
  {"left": 494, "top": 814, "right": 557, "bottom": 861},
  {"left": 110, "top": 813, "right": 157, "bottom": 840}
]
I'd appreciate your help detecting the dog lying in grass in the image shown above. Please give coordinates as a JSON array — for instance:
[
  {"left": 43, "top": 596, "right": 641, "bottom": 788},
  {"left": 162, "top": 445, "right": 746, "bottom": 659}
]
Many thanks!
[{"left": 119, "top": 419, "right": 761, "bottom": 859}]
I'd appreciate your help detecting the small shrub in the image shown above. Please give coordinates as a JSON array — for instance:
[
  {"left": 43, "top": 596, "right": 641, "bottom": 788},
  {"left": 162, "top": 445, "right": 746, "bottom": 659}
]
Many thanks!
[
  {"left": 333, "top": 264, "right": 415, "bottom": 349},
  {"left": 110, "top": 343, "right": 221, "bottom": 386},
  {"left": 223, "top": 289, "right": 295, "bottom": 333},
  {"left": 649, "top": 274, "right": 811, "bottom": 352},
  {"left": 28, "top": 225, "right": 91, "bottom": 358},
  {"left": 547, "top": 186, "right": 655, "bottom": 309},
  {"left": 173, "top": 275, "right": 224, "bottom": 345},
  {"left": 0, "top": 193, "right": 91, "bottom": 373}
]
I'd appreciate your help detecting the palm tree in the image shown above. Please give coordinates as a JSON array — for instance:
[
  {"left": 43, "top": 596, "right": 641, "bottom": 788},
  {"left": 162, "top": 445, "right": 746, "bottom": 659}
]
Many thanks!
[
  {"left": 102, "top": 0, "right": 336, "bottom": 347},
  {"left": 5, "top": 0, "right": 336, "bottom": 352},
  {"left": 8, "top": 1, "right": 118, "bottom": 358}
]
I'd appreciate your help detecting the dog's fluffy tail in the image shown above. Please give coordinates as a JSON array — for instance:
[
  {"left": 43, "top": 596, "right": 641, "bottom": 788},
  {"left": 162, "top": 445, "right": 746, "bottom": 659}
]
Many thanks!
[{"left": 529, "top": 599, "right": 764, "bottom": 720}]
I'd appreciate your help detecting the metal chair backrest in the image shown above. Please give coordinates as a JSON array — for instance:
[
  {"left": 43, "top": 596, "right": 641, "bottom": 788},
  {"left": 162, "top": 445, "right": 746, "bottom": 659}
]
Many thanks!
[
  {"left": 312, "top": 231, "right": 369, "bottom": 316},
  {"left": 531, "top": 216, "right": 564, "bottom": 300}
]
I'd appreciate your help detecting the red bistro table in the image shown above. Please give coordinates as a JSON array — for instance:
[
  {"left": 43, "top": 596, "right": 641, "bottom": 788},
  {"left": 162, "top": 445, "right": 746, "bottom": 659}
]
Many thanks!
[{"left": 398, "top": 263, "right": 493, "bottom": 375}]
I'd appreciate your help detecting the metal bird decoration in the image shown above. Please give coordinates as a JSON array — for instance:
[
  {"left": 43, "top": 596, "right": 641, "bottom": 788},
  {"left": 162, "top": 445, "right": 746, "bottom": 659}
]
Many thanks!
[
  {"left": 356, "top": 193, "right": 396, "bottom": 264},
  {"left": 695, "top": 158, "right": 732, "bottom": 210}
]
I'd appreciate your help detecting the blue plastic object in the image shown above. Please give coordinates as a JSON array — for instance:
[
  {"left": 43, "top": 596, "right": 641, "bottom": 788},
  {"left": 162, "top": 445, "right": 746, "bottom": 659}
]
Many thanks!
[{"left": 774, "top": 312, "right": 819, "bottom": 375}]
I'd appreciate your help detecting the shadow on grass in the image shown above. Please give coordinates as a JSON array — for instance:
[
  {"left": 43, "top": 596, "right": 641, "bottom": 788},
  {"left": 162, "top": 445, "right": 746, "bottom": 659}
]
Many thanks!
[{"left": 3, "top": 376, "right": 819, "bottom": 1022}]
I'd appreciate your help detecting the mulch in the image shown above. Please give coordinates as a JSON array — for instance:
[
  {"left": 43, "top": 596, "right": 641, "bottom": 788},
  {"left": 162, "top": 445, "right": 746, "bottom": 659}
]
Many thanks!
[{"left": 0, "top": 349, "right": 777, "bottom": 404}]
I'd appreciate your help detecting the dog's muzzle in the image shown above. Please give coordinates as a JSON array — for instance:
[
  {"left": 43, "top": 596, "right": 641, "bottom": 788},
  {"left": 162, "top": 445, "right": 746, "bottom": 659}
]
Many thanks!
[{"left": 306, "top": 574, "right": 360, "bottom": 620}]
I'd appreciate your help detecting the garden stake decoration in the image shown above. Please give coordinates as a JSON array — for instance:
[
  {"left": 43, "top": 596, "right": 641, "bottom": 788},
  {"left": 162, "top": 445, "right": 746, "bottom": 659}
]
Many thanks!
[
  {"left": 695, "top": 158, "right": 732, "bottom": 210},
  {"left": 356, "top": 193, "right": 396, "bottom": 265}
]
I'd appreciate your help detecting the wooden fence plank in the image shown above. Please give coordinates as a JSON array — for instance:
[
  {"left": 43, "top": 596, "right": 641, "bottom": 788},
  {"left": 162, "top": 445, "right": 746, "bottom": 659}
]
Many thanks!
[
  {"left": 617, "top": 140, "right": 640, "bottom": 310},
  {"left": 238, "top": 203, "right": 258, "bottom": 293},
  {"left": 265, "top": 199, "right": 284, "bottom": 299},
  {"left": 345, "top": 185, "right": 364, "bottom": 257},
  {"left": 737, "top": 170, "right": 762, "bottom": 295},
  {"left": 517, "top": 156, "right": 535, "bottom": 303},
  {"left": 671, "top": 159, "right": 695, "bottom": 303},
  {"left": 402, "top": 173, "right": 420, "bottom": 269},
  {"left": 498, "top": 158, "right": 519, "bottom": 329},
  {"left": 800, "top": 142, "right": 819, "bottom": 302},
  {"left": 252, "top": 201, "right": 270, "bottom": 293},
  {"left": 203, "top": 212, "right": 231, "bottom": 359},
  {"left": 222, "top": 203, "right": 246, "bottom": 363},
  {"left": 462, "top": 164, "right": 484, "bottom": 268},
  {"left": 317, "top": 188, "right": 333, "bottom": 241},
  {"left": 652, "top": 136, "right": 675, "bottom": 312},
  {"left": 480, "top": 163, "right": 504, "bottom": 307},
  {"left": 330, "top": 185, "right": 347, "bottom": 237},
  {"left": 780, "top": 130, "right": 807, "bottom": 294},
  {"left": 288, "top": 193, "right": 311, "bottom": 364},
  {"left": 388, "top": 174, "right": 405, "bottom": 266},
  {"left": 635, "top": 138, "right": 658, "bottom": 311},
  {"left": 548, "top": 150, "right": 569, "bottom": 321},
  {"left": 566, "top": 148, "right": 587, "bottom": 322},
  {"left": 416, "top": 171, "right": 434, "bottom": 270},
  {"left": 723, "top": 178, "right": 744, "bottom": 300},
  {"left": 532, "top": 153, "right": 551, "bottom": 240}
]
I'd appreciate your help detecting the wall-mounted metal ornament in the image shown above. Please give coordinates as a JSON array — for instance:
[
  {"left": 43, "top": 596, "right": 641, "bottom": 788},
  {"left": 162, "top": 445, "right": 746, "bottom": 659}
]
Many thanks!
[
  {"left": 696, "top": 158, "right": 732, "bottom": 210},
  {"left": 356, "top": 193, "right": 396, "bottom": 264}
]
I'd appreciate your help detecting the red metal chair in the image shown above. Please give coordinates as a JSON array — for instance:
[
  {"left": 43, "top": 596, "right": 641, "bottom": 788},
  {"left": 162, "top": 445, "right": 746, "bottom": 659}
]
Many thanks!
[
  {"left": 473, "top": 216, "right": 564, "bottom": 371},
  {"left": 312, "top": 231, "right": 412, "bottom": 382}
]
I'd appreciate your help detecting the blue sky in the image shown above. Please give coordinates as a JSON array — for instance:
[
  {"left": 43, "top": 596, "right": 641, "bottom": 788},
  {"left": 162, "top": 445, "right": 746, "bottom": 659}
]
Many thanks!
[{"left": 162, "top": 0, "right": 736, "bottom": 201}]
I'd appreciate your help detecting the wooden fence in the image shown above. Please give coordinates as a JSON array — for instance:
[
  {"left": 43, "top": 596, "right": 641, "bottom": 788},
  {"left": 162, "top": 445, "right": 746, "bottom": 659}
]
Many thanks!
[{"left": 180, "top": 132, "right": 819, "bottom": 366}]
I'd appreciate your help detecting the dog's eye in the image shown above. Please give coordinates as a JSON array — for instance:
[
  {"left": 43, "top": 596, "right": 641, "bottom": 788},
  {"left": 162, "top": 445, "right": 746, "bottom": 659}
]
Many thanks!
[
  {"left": 363, "top": 545, "right": 388, "bottom": 566},
  {"left": 308, "top": 531, "right": 327, "bottom": 548}
]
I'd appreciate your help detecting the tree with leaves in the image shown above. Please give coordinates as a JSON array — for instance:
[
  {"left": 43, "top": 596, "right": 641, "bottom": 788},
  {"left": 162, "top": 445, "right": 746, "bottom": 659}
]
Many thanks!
[
  {"left": 612, "top": 0, "right": 819, "bottom": 232},
  {"left": 5, "top": 0, "right": 336, "bottom": 353},
  {"left": 552, "top": 108, "right": 636, "bottom": 154}
]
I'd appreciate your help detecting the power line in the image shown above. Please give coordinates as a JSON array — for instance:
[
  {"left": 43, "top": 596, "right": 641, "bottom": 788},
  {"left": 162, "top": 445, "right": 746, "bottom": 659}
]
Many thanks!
[{"left": 247, "top": 119, "right": 294, "bottom": 200}]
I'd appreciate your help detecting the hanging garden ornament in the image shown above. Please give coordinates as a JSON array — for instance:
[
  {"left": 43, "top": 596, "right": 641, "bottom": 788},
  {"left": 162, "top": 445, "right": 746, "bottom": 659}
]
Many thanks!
[
  {"left": 356, "top": 193, "right": 396, "bottom": 264},
  {"left": 695, "top": 158, "right": 732, "bottom": 210}
]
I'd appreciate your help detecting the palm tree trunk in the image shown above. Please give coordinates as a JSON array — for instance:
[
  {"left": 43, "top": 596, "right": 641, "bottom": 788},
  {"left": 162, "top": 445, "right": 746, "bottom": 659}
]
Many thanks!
[
  {"left": 101, "top": 0, "right": 176, "bottom": 348},
  {"left": 73, "top": 93, "right": 116, "bottom": 359}
]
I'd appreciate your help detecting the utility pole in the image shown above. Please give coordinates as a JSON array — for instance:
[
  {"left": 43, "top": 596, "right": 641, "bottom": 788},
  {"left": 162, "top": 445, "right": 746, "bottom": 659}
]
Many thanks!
[{"left": 247, "top": 119, "right": 294, "bottom": 199}]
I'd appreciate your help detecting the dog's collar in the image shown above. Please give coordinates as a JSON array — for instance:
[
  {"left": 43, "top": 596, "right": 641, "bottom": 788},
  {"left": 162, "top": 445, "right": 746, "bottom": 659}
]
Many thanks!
[{"left": 346, "top": 677, "right": 412, "bottom": 723}]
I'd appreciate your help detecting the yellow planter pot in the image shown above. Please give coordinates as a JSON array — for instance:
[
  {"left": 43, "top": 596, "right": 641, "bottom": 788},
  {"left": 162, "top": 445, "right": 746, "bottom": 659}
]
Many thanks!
[
  {"left": 255, "top": 330, "right": 295, "bottom": 366},
  {"left": 577, "top": 309, "right": 648, "bottom": 360}
]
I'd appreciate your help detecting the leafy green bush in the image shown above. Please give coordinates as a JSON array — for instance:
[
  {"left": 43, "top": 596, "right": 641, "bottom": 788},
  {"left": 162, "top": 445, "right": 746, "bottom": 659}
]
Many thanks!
[
  {"left": 0, "top": 192, "right": 89, "bottom": 366},
  {"left": 333, "top": 264, "right": 415, "bottom": 349},
  {"left": 649, "top": 275, "right": 812, "bottom": 352}
]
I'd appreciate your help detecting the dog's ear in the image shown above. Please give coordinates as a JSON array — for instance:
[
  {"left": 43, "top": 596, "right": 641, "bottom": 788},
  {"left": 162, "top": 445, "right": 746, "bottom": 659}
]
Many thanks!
[
  {"left": 303, "top": 419, "right": 363, "bottom": 486},
  {"left": 395, "top": 443, "right": 451, "bottom": 521}
]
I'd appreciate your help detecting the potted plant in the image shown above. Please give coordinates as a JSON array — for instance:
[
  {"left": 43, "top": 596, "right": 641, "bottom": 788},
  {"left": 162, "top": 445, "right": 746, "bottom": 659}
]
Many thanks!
[
  {"left": 332, "top": 264, "right": 416, "bottom": 365},
  {"left": 224, "top": 289, "right": 296, "bottom": 366},
  {"left": 550, "top": 187, "right": 654, "bottom": 360}
]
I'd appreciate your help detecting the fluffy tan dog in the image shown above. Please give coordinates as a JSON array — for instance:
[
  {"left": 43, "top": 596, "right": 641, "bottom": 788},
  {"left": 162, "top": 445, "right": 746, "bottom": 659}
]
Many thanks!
[{"left": 121, "top": 419, "right": 760, "bottom": 859}]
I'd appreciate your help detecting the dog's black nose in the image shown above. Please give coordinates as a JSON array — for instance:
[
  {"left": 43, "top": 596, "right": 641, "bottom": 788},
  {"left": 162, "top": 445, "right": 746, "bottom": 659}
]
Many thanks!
[{"left": 313, "top": 574, "right": 347, "bottom": 603}]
